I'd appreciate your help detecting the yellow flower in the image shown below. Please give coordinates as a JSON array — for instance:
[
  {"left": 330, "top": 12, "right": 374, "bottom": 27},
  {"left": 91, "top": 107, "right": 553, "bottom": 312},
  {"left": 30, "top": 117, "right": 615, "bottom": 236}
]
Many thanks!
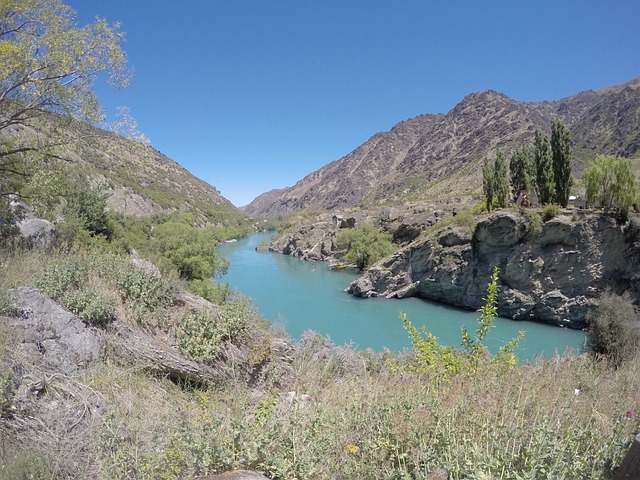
[{"left": 345, "top": 444, "right": 360, "bottom": 454}]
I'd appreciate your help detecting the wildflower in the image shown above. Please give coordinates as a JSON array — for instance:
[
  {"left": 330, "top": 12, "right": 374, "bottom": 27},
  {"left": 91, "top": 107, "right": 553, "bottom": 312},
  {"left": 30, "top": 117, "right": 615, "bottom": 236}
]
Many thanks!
[
  {"left": 345, "top": 444, "right": 360, "bottom": 454},
  {"left": 625, "top": 409, "right": 635, "bottom": 420}
]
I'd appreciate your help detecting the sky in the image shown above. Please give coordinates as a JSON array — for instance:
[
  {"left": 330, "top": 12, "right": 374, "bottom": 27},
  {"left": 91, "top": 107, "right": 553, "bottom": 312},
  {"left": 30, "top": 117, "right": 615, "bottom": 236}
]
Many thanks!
[{"left": 65, "top": 1, "right": 640, "bottom": 207}]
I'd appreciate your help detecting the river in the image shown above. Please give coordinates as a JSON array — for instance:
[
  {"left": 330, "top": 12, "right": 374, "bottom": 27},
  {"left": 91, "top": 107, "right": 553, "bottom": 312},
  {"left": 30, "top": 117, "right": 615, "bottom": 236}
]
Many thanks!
[{"left": 217, "top": 231, "right": 586, "bottom": 361}]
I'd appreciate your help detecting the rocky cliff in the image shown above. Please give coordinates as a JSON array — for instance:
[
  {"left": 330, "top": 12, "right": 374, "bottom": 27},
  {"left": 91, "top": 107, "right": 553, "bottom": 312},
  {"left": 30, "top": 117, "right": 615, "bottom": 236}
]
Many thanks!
[
  {"left": 347, "top": 211, "right": 640, "bottom": 329},
  {"left": 245, "top": 75, "right": 640, "bottom": 217}
]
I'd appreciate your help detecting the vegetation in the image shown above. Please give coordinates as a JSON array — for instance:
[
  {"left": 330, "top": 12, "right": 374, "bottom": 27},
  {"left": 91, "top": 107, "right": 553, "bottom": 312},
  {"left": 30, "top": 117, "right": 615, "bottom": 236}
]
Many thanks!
[
  {"left": 533, "top": 129, "right": 555, "bottom": 204},
  {"left": 583, "top": 154, "right": 639, "bottom": 222},
  {"left": 0, "top": 0, "right": 129, "bottom": 223},
  {"left": 482, "top": 150, "right": 509, "bottom": 211},
  {"left": 551, "top": 118, "right": 574, "bottom": 207},
  {"left": 587, "top": 291, "right": 640, "bottom": 368},
  {"left": 335, "top": 224, "right": 395, "bottom": 270},
  {"left": 509, "top": 146, "right": 533, "bottom": 201}
]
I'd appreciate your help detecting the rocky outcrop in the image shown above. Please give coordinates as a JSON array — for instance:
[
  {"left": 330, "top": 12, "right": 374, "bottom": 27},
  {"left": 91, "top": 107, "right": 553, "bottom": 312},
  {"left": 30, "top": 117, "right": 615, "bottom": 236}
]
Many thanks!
[{"left": 348, "top": 211, "right": 640, "bottom": 328}]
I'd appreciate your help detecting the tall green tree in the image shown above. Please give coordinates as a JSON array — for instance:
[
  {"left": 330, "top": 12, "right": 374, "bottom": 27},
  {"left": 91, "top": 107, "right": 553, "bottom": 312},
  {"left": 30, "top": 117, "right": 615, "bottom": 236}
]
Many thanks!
[
  {"left": 482, "top": 156, "right": 495, "bottom": 212},
  {"left": 583, "top": 154, "right": 639, "bottom": 221},
  {"left": 493, "top": 149, "right": 509, "bottom": 208},
  {"left": 533, "top": 130, "right": 554, "bottom": 204},
  {"left": 509, "top": 146, "right": 532, "bottom": 201},
  {"left": 551, "top": 119, "right": 573, "bottom": 207},
  {"left": 0, "top": 0, "right": 130, "bottom": 220}
]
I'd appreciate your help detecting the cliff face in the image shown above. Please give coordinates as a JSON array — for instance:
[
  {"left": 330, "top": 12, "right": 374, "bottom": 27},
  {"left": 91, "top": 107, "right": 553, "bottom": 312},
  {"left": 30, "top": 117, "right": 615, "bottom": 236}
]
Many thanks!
[
  {"left": 347, "top": 211, "right": 640, "bottom": 329},
  {"left": 244, "top": 76, "right": 640, "bottom": 217}
]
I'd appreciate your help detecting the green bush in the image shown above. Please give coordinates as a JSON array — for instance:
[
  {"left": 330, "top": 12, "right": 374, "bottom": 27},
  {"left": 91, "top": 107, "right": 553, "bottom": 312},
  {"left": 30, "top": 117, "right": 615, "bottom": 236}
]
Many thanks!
[
  {"left": 525, "top": 210, "right": 542, "bottom": 237},
  {"left": 177, "top": 294, "right": 253, "bottom": 362},
  {"left": 36, "top": 250, "right": 173, "bottom": 326},
  {"left": 65, "top": 287, "right": 116, "bottom": 325},
  {"left": 335, "top": 224, "right": 395, "bottom": 270},
  {"left": 587, "top": 292, "right": 640, "bottom": 367},
  {"left": 542, "top": 203, "right": 561, "bottom": 221}
]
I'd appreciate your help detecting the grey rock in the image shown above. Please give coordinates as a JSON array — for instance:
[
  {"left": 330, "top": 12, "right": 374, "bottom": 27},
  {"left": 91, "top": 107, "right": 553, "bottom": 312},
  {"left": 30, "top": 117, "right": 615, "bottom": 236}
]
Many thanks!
[
  {"left": 18, "top": 218, "right": 55, "bottom": 249},
  {"left": 10, "top": 286, "right": 103, "bottom": 374},
  {"left": 348, "top": 211, "right": 636, "bottom": 328}
]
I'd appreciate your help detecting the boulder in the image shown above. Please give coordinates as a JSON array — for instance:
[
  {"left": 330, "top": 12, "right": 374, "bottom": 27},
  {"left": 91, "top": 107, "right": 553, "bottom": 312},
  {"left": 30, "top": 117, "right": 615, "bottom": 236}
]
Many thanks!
[{"left": 18, "top": 218, "right": 55, "bottom": 249}]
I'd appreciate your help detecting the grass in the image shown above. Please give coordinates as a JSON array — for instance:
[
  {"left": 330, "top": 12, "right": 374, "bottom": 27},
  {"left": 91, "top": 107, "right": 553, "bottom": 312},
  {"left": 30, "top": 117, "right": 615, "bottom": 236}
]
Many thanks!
[{"left": 1, "top": 240, "right": 639, "bottom": 479}]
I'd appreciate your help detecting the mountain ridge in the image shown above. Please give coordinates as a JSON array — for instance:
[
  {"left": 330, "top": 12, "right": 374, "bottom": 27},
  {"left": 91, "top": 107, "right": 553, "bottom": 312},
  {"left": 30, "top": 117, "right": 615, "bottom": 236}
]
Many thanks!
[{"left": 244, "top": 75, "right": 640, "bottom": 217}]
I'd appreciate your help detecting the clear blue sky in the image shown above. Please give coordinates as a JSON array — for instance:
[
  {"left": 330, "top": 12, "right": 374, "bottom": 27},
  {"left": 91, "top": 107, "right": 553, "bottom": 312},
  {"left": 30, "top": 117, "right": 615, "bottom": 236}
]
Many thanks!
[{"left": 66, "top": 1, "right": 640, "bottom": 207}]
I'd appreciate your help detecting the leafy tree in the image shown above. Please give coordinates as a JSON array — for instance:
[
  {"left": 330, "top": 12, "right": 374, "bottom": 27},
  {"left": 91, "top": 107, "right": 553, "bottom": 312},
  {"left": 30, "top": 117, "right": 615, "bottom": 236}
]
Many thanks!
[
  {"left": 335, "top": 224, "right": 395, "bottom": 270},
  {"left": 551, "top": 119, "right": 573, "bottom": 207},
  {"left": 0, "top": 0, "right": 129, "bottom": 221},
  {"left": 493, "top": 149, "right": 509, "bottom": 208},
  {"left": 63, "top": 179, "right": 113, "bottom": 238},
  {"left": 482, "top": 156, "right": 495, "bottom": 212},
  {"left": 509, "top": 146, "right": 532, "bottom": 201},
  {"left": 583, "top": 154, "right": 639, "bottom": 221},
  {"left": 533, "top": 130, "right": 554, "bottom": 204}
]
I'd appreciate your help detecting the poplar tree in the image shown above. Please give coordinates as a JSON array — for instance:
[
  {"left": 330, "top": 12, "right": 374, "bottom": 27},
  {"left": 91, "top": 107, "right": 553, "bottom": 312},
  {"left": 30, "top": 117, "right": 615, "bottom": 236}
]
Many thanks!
[
  {"left": 533, "top": 130, "right": 554, "bottom": 204},
  {"left": 493, "top": 149, "right": 510, "bottom": 208},
  {"left": 483, "top": 156, "right": 495, "bottom": 212},
  {"left": 509, "top": 146, "right": 532, "bottom": 201},
  {"left": 551, "top": 119, "right": 573, "bottom": 207}
]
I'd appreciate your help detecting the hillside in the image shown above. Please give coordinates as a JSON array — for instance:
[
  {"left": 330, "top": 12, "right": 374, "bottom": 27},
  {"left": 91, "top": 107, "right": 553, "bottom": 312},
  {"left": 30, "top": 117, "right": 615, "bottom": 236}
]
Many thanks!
[
  {"left": 244, "top": 75, "right": 640, "bottom": 217},
  {"left": 2, "top": 112, "right": 244, "bottom": 226}
]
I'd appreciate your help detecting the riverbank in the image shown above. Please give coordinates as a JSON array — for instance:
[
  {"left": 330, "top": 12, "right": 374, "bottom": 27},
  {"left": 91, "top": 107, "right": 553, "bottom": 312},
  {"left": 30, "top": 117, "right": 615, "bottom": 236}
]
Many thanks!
[{"left": 218, "top": 231, "right": 585, "bottom": 361}]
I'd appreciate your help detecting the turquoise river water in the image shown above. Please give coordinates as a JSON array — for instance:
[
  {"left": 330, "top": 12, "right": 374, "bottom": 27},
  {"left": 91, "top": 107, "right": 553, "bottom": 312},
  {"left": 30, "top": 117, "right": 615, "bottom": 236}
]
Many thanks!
[{"left": 217, "top": 231, "right": 586, "bottom": 362}]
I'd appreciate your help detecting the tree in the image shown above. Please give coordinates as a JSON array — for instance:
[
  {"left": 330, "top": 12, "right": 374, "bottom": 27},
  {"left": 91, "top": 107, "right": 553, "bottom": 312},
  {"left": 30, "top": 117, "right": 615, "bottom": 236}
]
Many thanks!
[
  {"left": 335, "top": 224, "right": 395, "bottom": 270},
  {"left": 1, "top": 0, "right": 130, "bottom": 219},
  {"left": 551, "top": 119, "right": 573, "bottom": 207},
  {"left": 533, "top": 130, "right": 554, "bottom": 204},
  {"left": 509, "top": 146, "right": 532, "bottom": 201},
  {"left": 493, "top": 149, "right": 509, "bottom": 208},
  {"left": 482, "top": 156, "right": 495, "bottom": 212},
  {"left": 583, "top": 154, "right": 639, "bottom": 221}
]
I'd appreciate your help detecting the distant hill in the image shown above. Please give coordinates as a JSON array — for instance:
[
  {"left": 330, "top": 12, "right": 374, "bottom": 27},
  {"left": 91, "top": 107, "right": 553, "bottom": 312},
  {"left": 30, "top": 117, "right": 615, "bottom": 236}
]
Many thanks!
[
  {"left": 244, "top": 75, "right": 640, "bottom": 217},
  {"left": 3, "top": 113, "right": 244, "bottom": 226}
]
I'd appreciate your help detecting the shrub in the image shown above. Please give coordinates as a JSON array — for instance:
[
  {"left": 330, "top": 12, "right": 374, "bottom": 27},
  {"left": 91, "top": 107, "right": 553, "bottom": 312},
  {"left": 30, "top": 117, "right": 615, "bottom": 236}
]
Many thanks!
[
  {"left": 587, "top": 292, "right": 640, "bottom": 367},
  {"left": 524, "top": 210, "right": 542, "bottom": 237},
  {"left": 542, "top": 203, "right": 561, "bottom": 221},
  {"left": 335, "top": 224, "right": 395, "bottom": 270},
  {"left": 177, "top": 294, "right": 253, "bottom": 362}
]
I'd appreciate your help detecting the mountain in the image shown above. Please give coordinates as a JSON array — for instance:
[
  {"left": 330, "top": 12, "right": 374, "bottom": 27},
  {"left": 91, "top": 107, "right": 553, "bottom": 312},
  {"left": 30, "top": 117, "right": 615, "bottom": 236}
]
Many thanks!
[
  {"left": 3, "top": 113, "right": 244, "bottom": 226},
  {"left": 244, "top": 76, "right": 640, "bottom": 217}
]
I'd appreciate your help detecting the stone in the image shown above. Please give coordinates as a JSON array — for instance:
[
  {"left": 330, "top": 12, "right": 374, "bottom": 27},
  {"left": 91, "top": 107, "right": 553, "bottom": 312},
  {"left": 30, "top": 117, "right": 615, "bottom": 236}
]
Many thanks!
[{"left": 18, "top": 218, "right": 55, "bottom": 249}]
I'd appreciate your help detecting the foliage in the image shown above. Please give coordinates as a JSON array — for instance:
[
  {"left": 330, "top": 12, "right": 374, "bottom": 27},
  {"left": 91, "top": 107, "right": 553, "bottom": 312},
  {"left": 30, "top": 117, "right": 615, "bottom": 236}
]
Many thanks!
[
  {"left": 482, "top": 156, "right": 495, "bottom": 212},
  {"left": 107, "top": 106, "right": 151, "bottom": 145},
  {"left": 335, "top": 224, "right": 395, "bottom": 270},
  {"left": 542, "top": 203, "right": 561, "bottom": 221},
  {"left": 493, "top": 150, "right": 510, "bottom": 208},
  {"left": 62, "top": 178, "right": 114, "bottom": 238},
  {"left": 112, "top": 212, "right": 232, "bottom": 282},
  {"left": 533, "top": 129, "right": 555, "bottom": 204},
  {"left": 36, "top": 249, "right": 173, "bottom": 326},
  {"left": 483, "top": 151, "right": 509, "bottom": 210},
  {"left": 402, "top": 267, "right": 524, "bottom": 380},
  {"left": 583, "top": 154, "right": 639, "bottom": 222},
  {"left": 587, "top": 292, "right": 640, "bottom": 368},
  {"left": 551, "top": 118, "right": 573, "bottom": 207},
  {"left": 176, "top": 294, "right": 254, "bottom": 362},
  {"left": 509, "top": 146, "right": 533, "bottom": 201},
  {"left": 524, "top": 210, "right": 542, "bottom": 237},
  {"left": 0, "top": 0, "right": 129, "bottom": 226}
]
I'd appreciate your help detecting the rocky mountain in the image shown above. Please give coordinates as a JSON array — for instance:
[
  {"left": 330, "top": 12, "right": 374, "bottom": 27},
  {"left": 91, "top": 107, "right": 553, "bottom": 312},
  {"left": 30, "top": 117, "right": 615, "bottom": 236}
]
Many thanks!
[
  {"left": 3, "top": 113, "right": 243, "bottom": 226},
  {"left": 244, "top": 76, "right": 640, "bottom": 217}
]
